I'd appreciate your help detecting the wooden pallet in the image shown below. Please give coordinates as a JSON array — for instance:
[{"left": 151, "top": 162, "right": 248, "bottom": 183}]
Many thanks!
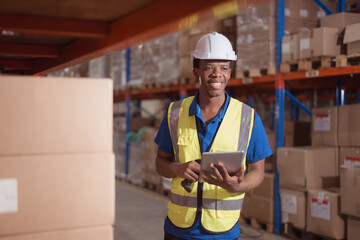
[
  {"left": 237, "top": 66, "right": 276, "bottom": 78},
  {"left": 239, "top": 216, "right": 273, "bottom": 233},
  {"left": 280, "top": 57, "right": 335, "bottom": 73},
  {"left": 283, "top": 223, "right": 339, "bottom": 240},
  {"left": 336, "top": 53, "right": 360, "bottom": 67}
]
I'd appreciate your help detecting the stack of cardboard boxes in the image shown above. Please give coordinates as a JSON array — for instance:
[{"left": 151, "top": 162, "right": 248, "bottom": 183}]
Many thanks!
[
  {"left": 241, "top": 120, "right": 310, "bottom": 229},
  {"left": 282, "top": 12, "right": 360, "bottom": 63},
  {"left": 140, "top": 127, "right": 171, "bottom": 192},
  {"left": 241, "top": 173, "right": 275, "bottom": 232},
  {"left": 279, "top": 103, "right": 360, "bottom": 239},
  {"left": 338, "top": 104, "right": 360, "bottom": 240},
  {"left": 0, "top": 76, "right": 114, "bottom": 239},
  {"left": 236, "top": 0, "right": 336, "bottom": 76}
]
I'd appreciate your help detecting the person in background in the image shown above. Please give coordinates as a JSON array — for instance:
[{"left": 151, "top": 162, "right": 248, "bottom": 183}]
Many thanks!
[{"left": 155, "top": 32, "right": 272, "bottom": 240}]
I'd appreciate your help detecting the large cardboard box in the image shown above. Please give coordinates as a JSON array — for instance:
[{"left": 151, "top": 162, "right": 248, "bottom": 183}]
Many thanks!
[
  {"left": 321, "top": 12, "right": 360, "bottom": 29},
  {"left": 0, "top": 153, "right": 115, "bottom": 236},
  {"left": 282, "top": 35, "right": 299, "bottom": 61},
  {"left": 348, "top": 216, "right": 360, "bottom": 240},
  {"left": 280, "top": 188, "right": 306, "bottom": 230},
  {"left": 307, "top": 188, "right": 345, "bottom": 239},
  {"left": 277, "top": 147, "right": 338, "bottom": 189},
  {"left": 0, "top": 76, "right": 113, "bottom": 155},
  {"left": 310, "top": 27, "right": 341, "bottom": 57},
  {"left": 0, "top": 226, "right": 113, "bottom": 240},
  {"left": 311, "top": 106, "right": 338, "bottom": 146},
  {"left": 344, "top": 22, "right": 360, "bottom": 55},
  {"left": 299, "top": 31, "right": 311, "bottom": 59},
  {"left": 252, "top": 173, "right": 274, "bottom": 199},
  {"left": 241, "top": 194, "right": 274, "bottom": 224},
  {"left": 339, "top": 147, "right": 360, "bottom": 168},
  {"left": 338, "top": 103, "right": 360, "bottom": 147},
  {"left": 340, "top": 167, "right": 360, "bottom": 217}
]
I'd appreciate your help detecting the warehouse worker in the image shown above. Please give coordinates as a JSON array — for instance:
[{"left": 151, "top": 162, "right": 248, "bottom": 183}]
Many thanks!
[{"left": 155, "top": 32, "right": 272, "bottom": 240}]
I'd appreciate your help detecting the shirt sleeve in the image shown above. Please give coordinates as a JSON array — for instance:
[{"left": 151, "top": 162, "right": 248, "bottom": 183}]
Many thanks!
[
  {"left": 246, "top": 112, "right": 273, "bottom": 164},
  {"left": 154, "top": 111, "right": 174, "bottom": 154}
]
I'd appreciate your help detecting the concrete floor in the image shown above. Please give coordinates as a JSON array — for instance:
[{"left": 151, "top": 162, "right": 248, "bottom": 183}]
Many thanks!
[{"left": 114, "top": 180, "right": 290, "bottom": 240}]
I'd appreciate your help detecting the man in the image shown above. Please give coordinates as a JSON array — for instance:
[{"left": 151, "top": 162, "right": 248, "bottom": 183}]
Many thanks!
[{"left": 155, "top": 32, "right": 272, "bottom": 240}]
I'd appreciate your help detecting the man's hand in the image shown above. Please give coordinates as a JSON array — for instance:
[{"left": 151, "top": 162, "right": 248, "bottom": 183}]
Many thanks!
[
  {"left": 201, "top": 162, "right": 245, "bottom": 193},
  {"left": 174, "top": 160, "right": 201, "bottom": 182}
]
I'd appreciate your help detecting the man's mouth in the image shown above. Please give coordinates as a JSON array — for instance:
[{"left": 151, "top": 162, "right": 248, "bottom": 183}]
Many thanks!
[{"left": 208, "top": 82, "right": 222, "bottom": 90}]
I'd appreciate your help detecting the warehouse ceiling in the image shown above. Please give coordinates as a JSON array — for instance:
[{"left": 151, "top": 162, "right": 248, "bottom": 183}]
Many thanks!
[{"left": 0, "top": 0, "right": 229, "bottom": 75}]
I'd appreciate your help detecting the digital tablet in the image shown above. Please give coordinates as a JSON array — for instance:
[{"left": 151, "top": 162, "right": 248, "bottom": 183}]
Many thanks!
[{"left": 201, "top": 151, "right": 245, "bottom": 176}]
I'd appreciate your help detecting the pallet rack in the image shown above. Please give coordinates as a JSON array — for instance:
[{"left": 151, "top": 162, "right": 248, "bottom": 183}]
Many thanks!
[{"left": 114, "top": 0, "right": 360, "bottom": 235}]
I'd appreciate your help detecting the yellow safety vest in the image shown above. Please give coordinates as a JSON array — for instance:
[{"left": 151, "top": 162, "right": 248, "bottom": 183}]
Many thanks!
[{"left": 166, "top": 96, "right": 255, "bottom": 233}]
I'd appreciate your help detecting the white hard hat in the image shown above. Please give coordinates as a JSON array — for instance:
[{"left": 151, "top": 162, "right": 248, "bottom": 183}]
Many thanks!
[{"left": 191, "top": 32, "right": 237, "bottom": 61}]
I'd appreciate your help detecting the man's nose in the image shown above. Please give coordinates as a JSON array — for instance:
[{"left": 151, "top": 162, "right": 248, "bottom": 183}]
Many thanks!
[{"left": 212, "top": 67, "right": 222, "bottom": 77}]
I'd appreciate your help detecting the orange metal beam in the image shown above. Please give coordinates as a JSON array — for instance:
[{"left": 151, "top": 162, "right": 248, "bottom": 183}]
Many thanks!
[
  {"left": 0, "top": 59, "right": 32, "bottom": 70},
  {"left": 31, "top": 0, "right": 230, "bottom": 75},
  {"left": 282, "top": 65, "right": 360, "bottom": 81},
  {"left": 0, "top": 43, "right": 60, "bottom": 58},
  {"left": 0, "top": 14, "right": 109, "bottom": 38}
]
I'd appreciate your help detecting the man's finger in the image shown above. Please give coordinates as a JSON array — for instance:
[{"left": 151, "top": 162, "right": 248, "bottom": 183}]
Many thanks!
[{"left": 209, "top": 163, "right": 223, "bottom": 182}]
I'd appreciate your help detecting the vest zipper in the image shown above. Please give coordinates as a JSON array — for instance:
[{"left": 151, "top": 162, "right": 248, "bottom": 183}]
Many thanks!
[{"left": 197, "top": 182, "right": 203, "bottom": 214}]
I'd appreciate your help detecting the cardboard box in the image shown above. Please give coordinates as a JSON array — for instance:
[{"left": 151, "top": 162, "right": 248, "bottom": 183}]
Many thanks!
[
  {"left": 0, "top": 226, "right": 113, "bottom": 240},
  {"left": 282, "top": 35, "right": 299, "bottom": 61},
  {"left": 339, "top": 147, "right": 360, "bottom": 168},
  {"left": 321, "top": 12, "right": 360, "bottom": 29},
  {"left": 344, "top": 22, "right": 360, "bottom": 54},
  {"left": 307, "top": 189, "right": 345, "bottom": 240},
  {"left": 259, "top": 172, "right": 277, "bottom": 191},
  {"left": 280, "top": 188, "right": 306, "bottom": 230},
  {"left": 348, "top": 215, "right": 360, "bottom": 240},
  {"left": 311, "top": 106, "right": 338, "bottom": 146},
  {"left": 0, "top": 153, "right": 115, "bottom": 236},
  {"left": 299, "top": 31, "right": 311, "bottom": 59},
  {"left": 310, "top": 27, "right": 341, "bottom": 57},
  {"left": 252, "top": 173, "right": 274, "bottom": 199},
  {"left": 0, "top": 76, "right": 113, "bottom": 155},
  {"left": 277, "top": 147, "right": 338, "bottom": 189},
  {"left": 338, "top": 103, "right": 360, "bottom": 147},
  {"left": 340, "top": 167, "right": 360, "bottom": 217},
  {"left": 179, "top": 56, "right": 194, "bottom": 81},
  {"left": 241, "top": 194, "right": 274, "bottom": 224}
]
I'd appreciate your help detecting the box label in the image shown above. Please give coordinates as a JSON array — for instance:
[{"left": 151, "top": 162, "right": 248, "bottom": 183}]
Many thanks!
[
  {"left": 310, "top": 197, "right": 331, "bottom": 221},
  {"left": 300, "top": 9, "right": 308, "bottom": 18},
  {"left": 282, "top": 43, "right": 290, "bottom": 53},
  {"left": 317, "top": 11, "right": 325, "bottom": 18},
  {"left": 281, "top": 193, "right": 297, "bottom": 215},
  {"left": 0, "top": 179, "right": 18, "bottom": 214},
  {"left": 344, "top": 156, "right": 360, "bottom": 167},
  {"left": 300, "top": 38, "right": 310, "bottom": 50},
  {"left": 314, "top": 113, "right": 331, "bottom": 132},
  {"left": 285, "top": 8, "right": 290, "bottom": 17}
]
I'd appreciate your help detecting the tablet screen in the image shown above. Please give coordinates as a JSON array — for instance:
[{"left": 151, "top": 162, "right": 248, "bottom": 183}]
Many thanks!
[{"left": 201, "top": 151, "right": 245, "bottom": 176}]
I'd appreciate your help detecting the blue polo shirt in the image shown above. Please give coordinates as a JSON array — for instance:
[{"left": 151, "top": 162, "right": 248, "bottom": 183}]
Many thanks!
[{"left": 155, "top": 91, "right": 272, "bottom": 240}]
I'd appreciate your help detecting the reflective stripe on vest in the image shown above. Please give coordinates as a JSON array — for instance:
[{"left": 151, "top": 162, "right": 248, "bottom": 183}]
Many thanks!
[
  {"left": 169, "top": 100, "right": 182, "bottom": 163},
  {"left": 170, "top": 193, "right": 244, "bottom": 211}
]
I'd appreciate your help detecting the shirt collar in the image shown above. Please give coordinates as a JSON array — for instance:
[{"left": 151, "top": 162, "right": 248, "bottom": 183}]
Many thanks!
[{"left": 189, "top": 91, "right": 230, "bottom": 120}]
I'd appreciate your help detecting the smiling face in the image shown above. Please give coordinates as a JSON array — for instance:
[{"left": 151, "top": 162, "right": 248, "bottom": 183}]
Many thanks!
[{"left": 194, "top": 59, "right": 232, "bottom": 99}]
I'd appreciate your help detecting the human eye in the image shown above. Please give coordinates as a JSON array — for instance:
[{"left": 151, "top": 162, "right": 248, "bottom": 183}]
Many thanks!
[{"left": 205, "top": 66, "right": 213, "bottom": 71}]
